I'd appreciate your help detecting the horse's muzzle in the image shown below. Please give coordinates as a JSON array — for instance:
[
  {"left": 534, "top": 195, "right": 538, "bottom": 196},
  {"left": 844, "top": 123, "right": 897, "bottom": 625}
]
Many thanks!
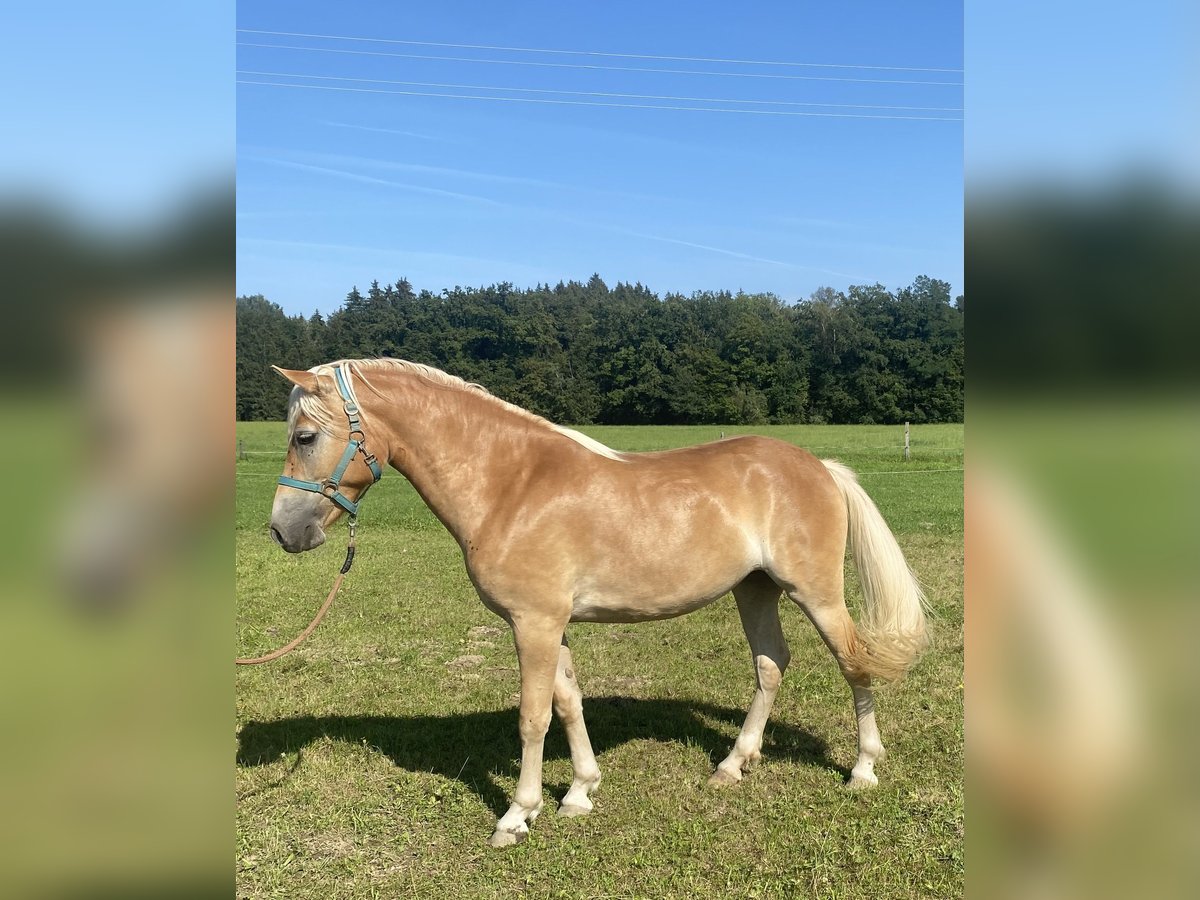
[{"left": 269, "top": 519, "right": 326, "bottom": 553}]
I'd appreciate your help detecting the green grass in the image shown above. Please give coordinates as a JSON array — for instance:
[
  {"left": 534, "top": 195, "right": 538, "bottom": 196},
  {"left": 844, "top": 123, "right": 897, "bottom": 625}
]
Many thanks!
[{"left": 236, "top": 423, "right": 963, "bottom": 899}]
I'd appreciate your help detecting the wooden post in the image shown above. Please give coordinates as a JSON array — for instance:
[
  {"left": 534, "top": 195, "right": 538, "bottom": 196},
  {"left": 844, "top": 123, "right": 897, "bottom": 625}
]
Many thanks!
[
  {"left": 238, "top": 439, "right": 246, "bottom": 461},
  {"left": 903, "top": 422, "right": 910, "bottom": 462}
]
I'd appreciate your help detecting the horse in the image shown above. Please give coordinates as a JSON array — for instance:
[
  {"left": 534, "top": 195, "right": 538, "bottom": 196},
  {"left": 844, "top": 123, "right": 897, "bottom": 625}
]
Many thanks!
[
  {"left": 267, "top": 358, "right": 928, "bottom": 848},
  {"left": 60, "top": 289, "right": 232, "bottom": 607}
]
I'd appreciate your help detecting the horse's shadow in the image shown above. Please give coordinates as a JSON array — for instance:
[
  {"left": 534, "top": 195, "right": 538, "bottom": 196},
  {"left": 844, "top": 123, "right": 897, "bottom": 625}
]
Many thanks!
[{"left": 237, "top": 696, "right": 845, "bottom": 815}]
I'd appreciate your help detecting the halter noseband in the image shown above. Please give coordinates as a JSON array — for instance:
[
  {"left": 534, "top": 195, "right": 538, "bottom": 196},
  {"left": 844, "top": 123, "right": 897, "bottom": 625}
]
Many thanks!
[{"left": 277, "top": 364, "right": 383, "bottom": 516}]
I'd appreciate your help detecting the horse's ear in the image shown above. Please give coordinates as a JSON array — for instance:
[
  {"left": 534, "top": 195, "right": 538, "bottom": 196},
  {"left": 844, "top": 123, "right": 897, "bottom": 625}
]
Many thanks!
[{"left": 271, "top": 366, "right": 320, "bottom": 393}]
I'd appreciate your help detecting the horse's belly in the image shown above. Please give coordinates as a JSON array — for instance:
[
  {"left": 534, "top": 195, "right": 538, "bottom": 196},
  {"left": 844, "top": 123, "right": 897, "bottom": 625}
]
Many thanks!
[
  {"left": 569, "top": 587, "right": 733, "bottom": 623},
  {"left": 518, "top": 490, "right": 770, "bottom": 624},
  {"left": 567, "top": 554, "right": 755, "bottom": 623}
]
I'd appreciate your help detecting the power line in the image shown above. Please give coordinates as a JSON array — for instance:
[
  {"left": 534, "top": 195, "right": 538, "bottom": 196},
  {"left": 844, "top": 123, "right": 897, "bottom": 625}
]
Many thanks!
[
  {"left": 236, "top": 42, "right": 963, "bottom": 87},
  {"left": 236, "top": 28, "right": 962, "bottom": 74},
  {"left": 237, "top": 70, "right": 963, "bottom": 113},
  {"left": 236, "top": 79, "right": 964, "bottom": 121}
]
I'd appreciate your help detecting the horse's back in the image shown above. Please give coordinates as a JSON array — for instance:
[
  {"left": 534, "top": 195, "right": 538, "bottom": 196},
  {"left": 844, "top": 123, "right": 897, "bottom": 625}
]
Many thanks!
[
  {"left": 538, "top": 435, "right": 846, "bottom": 622},
  {"left": 616, "top": 434, "right": 835, "bottom": 507}
]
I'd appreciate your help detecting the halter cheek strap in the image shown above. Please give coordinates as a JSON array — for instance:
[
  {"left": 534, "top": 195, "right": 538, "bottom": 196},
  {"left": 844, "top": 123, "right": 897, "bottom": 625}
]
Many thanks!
[{"left": 277, "top": 364, "right": 383, "bottom": 515}]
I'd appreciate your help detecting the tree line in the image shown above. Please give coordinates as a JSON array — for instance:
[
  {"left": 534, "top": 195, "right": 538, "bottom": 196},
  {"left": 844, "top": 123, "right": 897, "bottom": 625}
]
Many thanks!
[{"left": 237, "top": 274, "right": 962, "bottom": 425}]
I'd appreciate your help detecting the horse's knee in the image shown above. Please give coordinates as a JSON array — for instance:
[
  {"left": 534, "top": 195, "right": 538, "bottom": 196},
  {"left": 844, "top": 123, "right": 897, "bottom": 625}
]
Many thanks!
[
  {"left": 553, "top": 658, "right": 585, "bottom": 717},
  {"left": 755, "top": 654, "right": 787, "bottom": 692},
  {"left": 553, "top": 689, "right": 583, "bottom": 723},
  {"left": 519, "top": 709, "right": 552, "bottom": 742}
]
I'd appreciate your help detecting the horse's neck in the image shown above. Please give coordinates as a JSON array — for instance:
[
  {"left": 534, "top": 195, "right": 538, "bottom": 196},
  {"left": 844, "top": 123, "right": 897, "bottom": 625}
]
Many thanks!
[{"left": 378, "top": 380, "right": 540, "bottom": 543}]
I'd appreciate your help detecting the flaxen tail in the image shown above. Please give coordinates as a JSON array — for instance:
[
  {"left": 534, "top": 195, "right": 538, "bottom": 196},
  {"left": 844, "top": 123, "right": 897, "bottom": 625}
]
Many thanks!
[{"left": 822, "top": 460, "right": 929, "bottom": 682}]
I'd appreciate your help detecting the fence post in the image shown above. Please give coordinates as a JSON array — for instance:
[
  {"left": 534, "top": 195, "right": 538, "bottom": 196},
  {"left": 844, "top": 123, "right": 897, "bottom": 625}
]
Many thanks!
[
  {"left": 238, "top": 439, "right": 246, "bottom": 461},
  {"left": 903, "top": 422, "right": 910, "bottom": 462}
]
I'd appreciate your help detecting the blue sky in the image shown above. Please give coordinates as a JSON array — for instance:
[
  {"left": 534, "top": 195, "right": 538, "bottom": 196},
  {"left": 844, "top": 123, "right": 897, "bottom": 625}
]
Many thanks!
[
  {"left": 237, "top": 1, "right": 963, "bottom": 315},
  {"left": 2, "top": 4, "right": 232, "bottom": 223},
  {"left": 967, "top": 0, "right": 1198, "bottom": 191}
]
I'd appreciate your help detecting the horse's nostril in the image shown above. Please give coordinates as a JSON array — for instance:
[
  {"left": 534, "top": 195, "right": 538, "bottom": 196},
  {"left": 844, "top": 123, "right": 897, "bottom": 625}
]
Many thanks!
[{"left": 270, "top": 526, "right": 284, "bottom": 546}]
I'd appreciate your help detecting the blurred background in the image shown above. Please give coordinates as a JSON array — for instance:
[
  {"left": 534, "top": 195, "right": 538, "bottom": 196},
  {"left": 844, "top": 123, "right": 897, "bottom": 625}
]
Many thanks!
[
  {"left": 968, "top": 1, "right": 1198, "bottom": 897},
  {"left": 0, "top": 3, "right": 232, "bottom": 896},
  {"left": 0, "top": 0, "right": 1196, "bottom": 896}
]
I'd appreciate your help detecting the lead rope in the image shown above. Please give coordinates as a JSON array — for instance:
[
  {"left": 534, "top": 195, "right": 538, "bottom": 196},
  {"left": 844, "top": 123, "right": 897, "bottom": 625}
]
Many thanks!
[{"left": 235, "top": 517, "right": 358, "bottom": 665}]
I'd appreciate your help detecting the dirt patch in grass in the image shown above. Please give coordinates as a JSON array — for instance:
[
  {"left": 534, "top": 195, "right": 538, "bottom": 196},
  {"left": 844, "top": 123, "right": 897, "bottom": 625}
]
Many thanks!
[
  {"left": 302, "top": 832, "right": 358, "bottom": 858},
  {"left": 588, "top": 675, "right": 650, "bottom": 694},
  {"left": 467, "top": 625, "right": 505, "bottom": 640}
]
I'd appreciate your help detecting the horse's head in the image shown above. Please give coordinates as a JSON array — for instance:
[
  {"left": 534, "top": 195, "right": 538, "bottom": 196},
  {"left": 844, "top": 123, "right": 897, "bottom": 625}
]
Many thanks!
[
  {"left": 58, "top": 294, "right": 232, "bottom": 609},
  {"left": 269, "top": 365, "right": 383, "bottom": 553}
]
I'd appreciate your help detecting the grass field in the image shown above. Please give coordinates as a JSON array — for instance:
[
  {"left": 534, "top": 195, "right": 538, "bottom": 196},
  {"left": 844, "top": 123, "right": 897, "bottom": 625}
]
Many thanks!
[{"left": 236, "top": 423, "right": 963, "bottom": 899}]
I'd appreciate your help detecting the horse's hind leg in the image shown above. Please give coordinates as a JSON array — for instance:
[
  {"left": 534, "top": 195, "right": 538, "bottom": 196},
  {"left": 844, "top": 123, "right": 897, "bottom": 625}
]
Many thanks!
[
  {"left": 789, "top": 584, "right": 885, "bottom": 788},
  {"left": 553, "top": 636, "right": 602, "bottom": 817},
  {"left": 710, "top": 571, "right": 790, "bottom": 787}
]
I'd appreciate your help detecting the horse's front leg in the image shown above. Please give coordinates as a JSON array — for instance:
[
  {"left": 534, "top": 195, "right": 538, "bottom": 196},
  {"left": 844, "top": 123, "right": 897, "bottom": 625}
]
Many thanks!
[
  {"left": 489, "top": 612, "right": 566, "bottom": 848},
  {"left": 554, "top": 636, "right": 602, "bottom": 816}
]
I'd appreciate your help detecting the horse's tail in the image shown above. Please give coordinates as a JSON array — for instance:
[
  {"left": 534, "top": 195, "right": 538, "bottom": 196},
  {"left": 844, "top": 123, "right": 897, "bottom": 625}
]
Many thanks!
[{"left": 822, "top": 459, "right": 929, "bottom": 682}]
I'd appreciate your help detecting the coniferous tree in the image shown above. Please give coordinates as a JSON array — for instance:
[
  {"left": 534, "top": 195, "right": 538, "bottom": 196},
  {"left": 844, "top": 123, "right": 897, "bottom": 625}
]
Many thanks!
[{"left": 236, "top": 274, "right": 962, "bottom": 425}]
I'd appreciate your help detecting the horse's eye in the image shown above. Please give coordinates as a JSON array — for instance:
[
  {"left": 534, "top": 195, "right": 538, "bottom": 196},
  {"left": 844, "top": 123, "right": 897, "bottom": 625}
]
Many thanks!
[{"left": 295, "top": 432, "right": 317, "bottom": 447}]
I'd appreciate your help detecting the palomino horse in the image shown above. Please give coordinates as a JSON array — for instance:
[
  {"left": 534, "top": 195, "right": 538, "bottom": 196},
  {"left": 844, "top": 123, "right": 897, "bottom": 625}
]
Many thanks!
[{"left": 269, "top": 359, "right": 928, "bottom": 847}]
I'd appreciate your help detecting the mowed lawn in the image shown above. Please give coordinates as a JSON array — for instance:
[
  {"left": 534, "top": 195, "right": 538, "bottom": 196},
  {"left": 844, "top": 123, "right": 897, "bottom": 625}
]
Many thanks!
[{"left": 236, "top": 423, "right": 963, "bottom": 899}]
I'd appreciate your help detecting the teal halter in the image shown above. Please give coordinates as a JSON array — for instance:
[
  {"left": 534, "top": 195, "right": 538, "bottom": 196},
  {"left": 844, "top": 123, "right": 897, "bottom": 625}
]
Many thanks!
[{"left": 277, "top": 364, "right": 383, "bottom": 516}]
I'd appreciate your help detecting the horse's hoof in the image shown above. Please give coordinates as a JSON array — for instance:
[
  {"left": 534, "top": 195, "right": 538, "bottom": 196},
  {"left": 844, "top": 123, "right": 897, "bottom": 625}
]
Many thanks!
[
  {"left": 847, "top": 773, "right": 878, "bottom": 790},
  {"left": 557, "top": 803, "right": 592, "bottom": 818},
  {"left": 487, "top": 828, "right": 526, "bottom": 848},
  {"left": 707, "top": 768, "right": 740, "bottom": 788}
]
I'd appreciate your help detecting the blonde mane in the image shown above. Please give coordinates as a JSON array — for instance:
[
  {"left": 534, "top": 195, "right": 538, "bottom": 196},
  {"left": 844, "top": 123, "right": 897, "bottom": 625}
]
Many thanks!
[{"left": 289, "top": 358, "right": 625, "bottom": 462}]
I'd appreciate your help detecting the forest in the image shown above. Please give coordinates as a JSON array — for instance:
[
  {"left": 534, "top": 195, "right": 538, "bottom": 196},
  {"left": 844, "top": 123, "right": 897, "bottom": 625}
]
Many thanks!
[{"left": 236, "top": 274, "right": 962, "bottom": 426}]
